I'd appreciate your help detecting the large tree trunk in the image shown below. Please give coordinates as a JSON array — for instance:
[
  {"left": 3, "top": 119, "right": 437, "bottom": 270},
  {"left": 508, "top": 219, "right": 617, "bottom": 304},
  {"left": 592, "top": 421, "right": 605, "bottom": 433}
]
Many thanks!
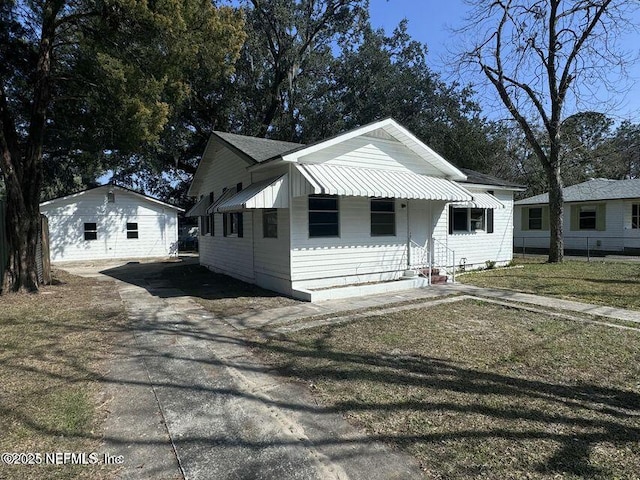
[
  {"left": 2, "top": 182, "right": 40, "bottom": 292},
  {"left": 0, "top": 0, "right": 58, "bottom": 293},
  {"left": 546, "top": 164, "right": 564, "bottom": 263}
]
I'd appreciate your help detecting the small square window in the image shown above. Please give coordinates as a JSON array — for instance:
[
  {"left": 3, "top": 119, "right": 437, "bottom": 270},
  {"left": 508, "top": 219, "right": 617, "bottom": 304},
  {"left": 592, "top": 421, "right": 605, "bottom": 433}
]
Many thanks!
[
  {"left": 84, "top": 222, "right": 97, "bottom": 241},
  {"left": 127, "top": 222, "right": 139, "bottom": 239}
]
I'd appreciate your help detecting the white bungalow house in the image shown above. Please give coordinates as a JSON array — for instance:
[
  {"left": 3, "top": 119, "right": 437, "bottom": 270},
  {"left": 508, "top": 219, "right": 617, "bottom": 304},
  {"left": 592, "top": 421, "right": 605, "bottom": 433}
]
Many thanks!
[
  {"left": 187, "top": 118, "right": 523, "bottom": 301},
  {"left": 40, "top": 184, "right": 183, "bottom": 262},
  {"left": 514, "top": 178, "right": 640, "bottom": 255}
]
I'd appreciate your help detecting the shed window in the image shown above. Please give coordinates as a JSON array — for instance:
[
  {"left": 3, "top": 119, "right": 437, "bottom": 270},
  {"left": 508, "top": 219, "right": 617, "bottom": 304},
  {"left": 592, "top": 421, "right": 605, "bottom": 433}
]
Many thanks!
[
  {"left": 309, "top": 195, "right": 339, "bottom": 237},
  {"left": 107, "top": 191, "right": 115, "bottom": 203},
  {"left": 263, "top": 209, "right": 278, "bottom": 238},
  {"left": 84, "top": 223, "right": 97, "bottom": 241},
  {"left": 633, "top": 204, "right": 639, "bottom": 229},
  {"left": 370, "top": 198, "right": 395, "bottom": 236},
  {"left": 127, "top": 222, "right": 139, "bottom": 239},
  {"left": 579, "top": 206, "right": 597, "bottom": 230},
  {"left": 528, "top": 207, "right": 543, "bottom": 230}
]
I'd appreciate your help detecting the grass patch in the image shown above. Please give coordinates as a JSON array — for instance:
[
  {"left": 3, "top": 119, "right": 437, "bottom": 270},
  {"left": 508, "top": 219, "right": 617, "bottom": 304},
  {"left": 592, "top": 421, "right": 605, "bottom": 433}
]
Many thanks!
[
  {"left": 251, "top": 299, "right": 640, "bottom": 479},
  {"left": 161, "top": 262, "right": 299, "bottom": 317},
  {"left": 0, "top": 270, "right": 127, "bottom": 479},
  {"left": 460, "top": 259, "right": 640, "bottom": 310}
]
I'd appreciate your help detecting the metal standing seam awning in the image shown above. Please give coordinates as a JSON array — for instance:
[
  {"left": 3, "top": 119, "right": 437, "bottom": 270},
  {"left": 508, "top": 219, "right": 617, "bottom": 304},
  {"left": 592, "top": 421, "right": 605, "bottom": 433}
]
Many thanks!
[
  {"left": 205, "top": 187, "right": 237, "bottom": 214},
  {"left": 452, "top": 191, "right": 505, "bottom": 209},
  {"left": 295, "top": 163, "right": 473, "bottom": 201},
  {"left": 215, "top": 174, "right": 288, "bottom": 213},
  {"left": 185, "top": 195, "right": 211, "bottom": 217}
]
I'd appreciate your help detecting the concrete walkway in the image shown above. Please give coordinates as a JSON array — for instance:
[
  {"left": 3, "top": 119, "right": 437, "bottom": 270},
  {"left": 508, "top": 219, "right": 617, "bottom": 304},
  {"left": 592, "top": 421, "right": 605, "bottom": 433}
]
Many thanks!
[
  {"left": 226, "top": 282, "right": 640, "bottom": 333},
  {"left": 89, "top": 262, "right": 423, "bottom": 480},
  {"left": 61, "top": 258, "right": 640, "bottom": 479}
]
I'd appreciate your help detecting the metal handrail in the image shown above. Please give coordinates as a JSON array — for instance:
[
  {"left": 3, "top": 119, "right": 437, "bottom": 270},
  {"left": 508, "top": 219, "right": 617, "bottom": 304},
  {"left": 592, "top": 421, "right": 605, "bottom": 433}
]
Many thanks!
[
  {"left": 431, "top": 236, "right": 456, "bottom": 283},
  {"left": 409, "top": 239, "right": 431, "bottom": 285}
]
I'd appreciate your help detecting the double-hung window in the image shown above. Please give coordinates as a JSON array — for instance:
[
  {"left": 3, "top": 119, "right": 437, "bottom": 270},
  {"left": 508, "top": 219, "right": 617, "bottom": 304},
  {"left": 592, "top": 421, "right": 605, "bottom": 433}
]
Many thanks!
[
  {"left": 632, "top": 204, "right": 639, "bottom": 229},
  {"left": 126, "top": 222, "right": 139, "bottom": 239},
  {"left": 263, "top": 209, "right": 278, "bottom": 238},
  {"left": 309, "top": 195, "right": 339, "bottom": 237},
  {"left": 449, "top": 206, "right": 493, "bottom": 233},
  {"left": 579, "top": 205, "right": 597, "bottom": 230},
  {"left": 528, "top": 207, "right": 543, "bottom": 230},
  {"left": 370, "top": 198, "right": 395, "bottom": 236},
  {"left": 84, "top": 223, "right": 97, "bottom": 241}
]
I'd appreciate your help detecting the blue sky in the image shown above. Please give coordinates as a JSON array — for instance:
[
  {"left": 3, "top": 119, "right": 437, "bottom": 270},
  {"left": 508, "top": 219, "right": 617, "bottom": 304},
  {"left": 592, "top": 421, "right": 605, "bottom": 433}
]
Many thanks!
[{"left": 368, "top": 0, "right": 640, "bottom": 123}]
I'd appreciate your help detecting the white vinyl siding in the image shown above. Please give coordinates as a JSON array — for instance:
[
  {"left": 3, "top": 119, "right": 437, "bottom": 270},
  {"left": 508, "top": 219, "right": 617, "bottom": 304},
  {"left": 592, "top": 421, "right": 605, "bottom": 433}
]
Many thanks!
[
  {"left": 295, "top": 136, "right": 446, "bottom": 176},
  {"left": 41, "top": 188, "right": 179, "bottom": 262},
  {"left": 290, "top": 195, "right": 410, "bottom": 288},
  {"left": 441, "top": 190, "right": 514, "bottom": 268},
  {"left": 190, "top": 144, "right": 254, "bottom": 282}
]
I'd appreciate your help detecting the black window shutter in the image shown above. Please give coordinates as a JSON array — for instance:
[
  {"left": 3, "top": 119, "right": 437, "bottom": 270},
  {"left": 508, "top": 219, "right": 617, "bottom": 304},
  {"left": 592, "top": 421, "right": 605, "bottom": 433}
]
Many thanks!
[
  {"left": 448, "top": 206, "right": 454, "bottom": 234},
  {"left": 236, "top": 183, "right": 243, "bottom": 238},
  {"left": 223, "top": 213, "right": 228, "bottom": 237},
  {"left": 487, "top": 209, "right": 494, "bottom": 233}
]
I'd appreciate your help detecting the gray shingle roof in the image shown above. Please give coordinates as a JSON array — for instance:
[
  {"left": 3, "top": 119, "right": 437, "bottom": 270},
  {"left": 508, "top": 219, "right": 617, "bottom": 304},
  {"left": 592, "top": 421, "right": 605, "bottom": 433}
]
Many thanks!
[
  {"left": 515, "top": 178, "right": 640, "bottom": 205},
  {"left": 211, "top": 132, "right": 521, "bottom": 189},
  {"left": 214, "top": 132, "right": 303, "bottom": 163},
  {"left": 459, "top": 168, "right": 525, "bottom": 189}
]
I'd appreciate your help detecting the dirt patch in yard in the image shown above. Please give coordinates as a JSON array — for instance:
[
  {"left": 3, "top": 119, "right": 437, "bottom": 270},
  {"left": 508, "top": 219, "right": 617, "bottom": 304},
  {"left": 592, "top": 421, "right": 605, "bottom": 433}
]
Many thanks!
[
  {"left": 0, "top": 269, "right": 127, "bottom": 479},
  {"left": 249, "top": 299, "right": 640, "bottom": 479},
  {"left": 161, "top": 262, "right": 300, "bottom": 317}
]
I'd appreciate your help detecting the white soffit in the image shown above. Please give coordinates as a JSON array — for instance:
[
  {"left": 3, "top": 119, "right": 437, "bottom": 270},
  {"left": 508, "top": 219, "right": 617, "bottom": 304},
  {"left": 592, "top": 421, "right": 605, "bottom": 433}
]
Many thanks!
[
  {"left": 185, "top": 196, "right": 210, "bottom": 217},
  {"left": 453, "top": 191, "right": 505, "bottom": 209},
  {"left": 216, "top": 174, "right": 288, "bottom": 212},
  {"left": 295, "top": 164, "right": 472, "bottom": 201}
]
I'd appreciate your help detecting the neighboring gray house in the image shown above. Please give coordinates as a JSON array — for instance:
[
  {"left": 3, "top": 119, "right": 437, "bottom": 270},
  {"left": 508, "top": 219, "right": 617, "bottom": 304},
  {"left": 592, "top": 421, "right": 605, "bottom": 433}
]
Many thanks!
[
  {"left": 187, "top": 118, "right": 523, "bottom": 301},
  {"left": 514, "top": 178, "right": 640, "bottom": 254}
]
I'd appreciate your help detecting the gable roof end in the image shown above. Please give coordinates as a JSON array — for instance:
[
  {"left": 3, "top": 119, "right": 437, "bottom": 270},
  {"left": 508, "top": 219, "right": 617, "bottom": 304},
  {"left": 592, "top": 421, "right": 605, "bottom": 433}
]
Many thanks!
[
  {"left": 280, "top": 118, "right": 468, "bottom": 181},
  {"left": 40, "top": 184, "right": 184, "bottom": 211}
]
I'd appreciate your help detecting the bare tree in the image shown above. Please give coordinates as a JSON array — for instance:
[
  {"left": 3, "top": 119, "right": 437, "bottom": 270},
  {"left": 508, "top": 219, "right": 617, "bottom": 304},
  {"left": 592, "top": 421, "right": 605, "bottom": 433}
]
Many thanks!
[{"left": 458, "top": 0, "right": 636, "bottom": 262}]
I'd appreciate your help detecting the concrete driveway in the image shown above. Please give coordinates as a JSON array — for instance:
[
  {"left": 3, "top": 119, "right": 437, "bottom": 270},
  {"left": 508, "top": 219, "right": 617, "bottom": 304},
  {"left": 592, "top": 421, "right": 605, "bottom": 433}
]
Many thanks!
[{"left": 62, "top": 258, "right": 423, "bottom": 480}]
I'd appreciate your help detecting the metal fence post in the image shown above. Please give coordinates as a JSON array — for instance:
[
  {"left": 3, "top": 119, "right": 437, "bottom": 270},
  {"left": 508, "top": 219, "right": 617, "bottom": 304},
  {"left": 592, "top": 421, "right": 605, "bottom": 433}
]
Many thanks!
[{"left": 586, "top": 237, "right": 590, "bottom": 262}]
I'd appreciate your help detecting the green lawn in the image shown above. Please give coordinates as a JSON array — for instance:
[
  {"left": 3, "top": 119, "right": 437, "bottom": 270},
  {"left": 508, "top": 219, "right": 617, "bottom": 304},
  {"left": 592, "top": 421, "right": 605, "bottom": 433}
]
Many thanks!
[
  {"left": 460, "top": 259, "right": 640, "bottom": 310},
  {"left": 251, "top": 299, "right": 640, "bottom": 479},
  {"left": 0, "top": 270, "right": 126, "bottom": 480}
]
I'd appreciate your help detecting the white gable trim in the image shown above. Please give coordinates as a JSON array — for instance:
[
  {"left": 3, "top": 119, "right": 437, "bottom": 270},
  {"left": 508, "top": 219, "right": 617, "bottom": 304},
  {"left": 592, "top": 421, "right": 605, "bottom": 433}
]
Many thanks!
[
  {"left": 40, "top": 185, "right": 184, "bottom": 212},
  {"left": 281, "top": 119, "right": 467, "bottom": 181}
]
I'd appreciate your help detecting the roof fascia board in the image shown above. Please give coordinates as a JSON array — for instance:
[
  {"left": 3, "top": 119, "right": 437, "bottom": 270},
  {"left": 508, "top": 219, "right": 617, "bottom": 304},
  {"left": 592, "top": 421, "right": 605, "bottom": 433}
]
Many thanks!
[
  {"left": 247, "top": 158, "right": 287, "bottom": 172},
  {"left": 281, "top": 119, "right": 392, "bottom": 162},
  {"left": 187, "top": 134, "right": 215, "bottom": 197},
  {"left": 461, "top": 182, "right": 526, "bottom": 192},
  {"left": 40, "top": 185, "right": 184, "bottom": 212}
]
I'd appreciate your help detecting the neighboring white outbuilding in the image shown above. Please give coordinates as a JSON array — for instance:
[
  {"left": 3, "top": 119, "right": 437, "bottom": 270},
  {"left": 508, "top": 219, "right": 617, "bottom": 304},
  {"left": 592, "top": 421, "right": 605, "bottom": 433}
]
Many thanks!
[
  {"left": 187, "top": 118, "right": 524, "bottom": 301},
  {"left": 40, "top": 184, "right": 183, "bottom": 262},
  {"left": 514, "top": 178, "right": 640, "bottom": 255}
]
